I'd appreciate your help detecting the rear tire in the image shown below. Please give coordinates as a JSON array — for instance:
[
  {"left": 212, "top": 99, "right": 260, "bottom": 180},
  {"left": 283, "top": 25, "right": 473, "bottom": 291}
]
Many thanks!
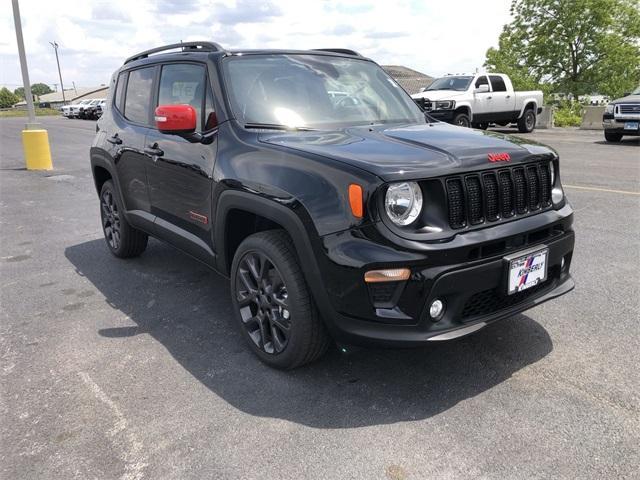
[
  {"left": 230, "top": 230, "right": 330, "bottom": 369},
  {"left": 604, "top": 131, "right": 623, "bottom": 142},
  {"left": 517, "top": 108, "right": 536, "bottom": 133},
  {"left": 453, "top": 112, "right": 471, "bottom": 128},
  {"left": 100, "top": 180, "right": 148, "bottom": 258},
  {"left": 473, "top": 122, "right": 489, "bottom": 130}
]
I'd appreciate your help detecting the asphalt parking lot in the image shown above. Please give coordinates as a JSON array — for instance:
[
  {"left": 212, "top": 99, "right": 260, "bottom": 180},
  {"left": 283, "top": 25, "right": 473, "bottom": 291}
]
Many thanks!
[{"left": 1, "top": 116, "right": 638, "bottom": 479}]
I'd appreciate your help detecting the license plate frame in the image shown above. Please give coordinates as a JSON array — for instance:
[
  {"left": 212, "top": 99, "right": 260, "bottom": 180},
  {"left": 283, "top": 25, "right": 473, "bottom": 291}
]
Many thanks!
[
  {"left": 624, "top": 121, "right": 639, "bottom": 130},
  {"left": 504, "top": 246, "right": 549, "bottom": 295}
]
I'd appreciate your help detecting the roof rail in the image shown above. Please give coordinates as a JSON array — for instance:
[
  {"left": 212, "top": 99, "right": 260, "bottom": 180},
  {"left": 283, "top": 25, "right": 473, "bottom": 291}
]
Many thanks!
[
  {"left": 124, "top": 41, "right": 224, "bottom": 64},
  {"left": 312, "top": 48, "right": 362, "bottom": 57}
]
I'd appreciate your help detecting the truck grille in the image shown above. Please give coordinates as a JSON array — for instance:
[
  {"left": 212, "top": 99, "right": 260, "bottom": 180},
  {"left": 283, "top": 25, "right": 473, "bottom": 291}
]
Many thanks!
[
  {"left": 618, "top": 103, "right": 640, "bottom": 115},
  {"left": 445, "top": 162, "right": 552, "bottom": 229}
]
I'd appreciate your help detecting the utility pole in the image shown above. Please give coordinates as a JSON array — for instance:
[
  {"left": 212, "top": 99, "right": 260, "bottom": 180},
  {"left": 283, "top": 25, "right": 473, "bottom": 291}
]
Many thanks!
[
  {"left": 49, "top": 41, "right": 66, "bottom": 104},
  {"left": 11, "top": 0, "right": 52, "bottom": 170}
]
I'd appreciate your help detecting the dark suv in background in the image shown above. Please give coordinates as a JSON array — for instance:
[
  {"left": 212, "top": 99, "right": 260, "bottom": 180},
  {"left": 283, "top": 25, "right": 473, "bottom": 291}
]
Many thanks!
[{"left": 91, "top": 42, "right": 575, "bottom": 369}]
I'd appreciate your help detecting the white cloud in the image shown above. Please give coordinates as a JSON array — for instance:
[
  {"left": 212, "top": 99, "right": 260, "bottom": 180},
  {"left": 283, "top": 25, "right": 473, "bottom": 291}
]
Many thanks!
[{"left": 0, "top": 0, "right": 512, "bottom": 90}]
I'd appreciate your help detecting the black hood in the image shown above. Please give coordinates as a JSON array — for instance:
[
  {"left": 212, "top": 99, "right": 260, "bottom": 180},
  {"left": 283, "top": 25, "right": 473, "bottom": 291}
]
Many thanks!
[{"left": 260, "top": 122, "right": 556, "bottom": 182}]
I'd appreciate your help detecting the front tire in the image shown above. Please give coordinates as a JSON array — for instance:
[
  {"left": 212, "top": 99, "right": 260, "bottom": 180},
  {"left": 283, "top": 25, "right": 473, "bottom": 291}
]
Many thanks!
[
  {"left": 230, "top": 230, "right": 330, "bottom": 369},
  {"left": 604, "top": 131, "right": 623, "bottom": 142},
  {"left": 100, "top": 180, "right": 148, "bottom": 258},
  {"left": 518, "top": 108, "right": 536, "bottom": 133},
  {"left": 453, "top": 112, "right": 471, "bottom": 128}
]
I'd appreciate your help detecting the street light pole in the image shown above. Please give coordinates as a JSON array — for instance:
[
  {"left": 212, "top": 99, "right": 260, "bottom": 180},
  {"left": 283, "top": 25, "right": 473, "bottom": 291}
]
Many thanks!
[
  {"left": 11, "top": 0, "right": 52, "bottom": 170},
  {"left": 11, "top": 0, "right": 36, "bottom": 126},
  {"left": 49, "top": 41, "right": 66, "bottom": 104}
]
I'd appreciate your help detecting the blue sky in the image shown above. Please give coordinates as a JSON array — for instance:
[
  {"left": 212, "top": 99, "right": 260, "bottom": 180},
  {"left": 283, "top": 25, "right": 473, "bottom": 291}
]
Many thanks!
[{"left": 0, "top": 0, "right": 512, "bottom": 91}]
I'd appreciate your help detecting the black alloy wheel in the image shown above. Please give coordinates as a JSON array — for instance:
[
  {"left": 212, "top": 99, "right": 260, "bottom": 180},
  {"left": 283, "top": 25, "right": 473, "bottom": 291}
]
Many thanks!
[
  {"left": 518, "top": 109, "right": 536, "bottom": 133},
  {"left": 236, "top": 251, "right": 291, "bottom": 354},
  {"left": 230, "top": 230, "right": 330, "bottom": 369},
  {"left": 453, "top": 113, "right": 471, "bottom": 128},
  {"left": 101, "top": 188, "right": 121, "bottom": 251},
  {"left": 99, "top": 180, "right": 148, "bottom": 258}
]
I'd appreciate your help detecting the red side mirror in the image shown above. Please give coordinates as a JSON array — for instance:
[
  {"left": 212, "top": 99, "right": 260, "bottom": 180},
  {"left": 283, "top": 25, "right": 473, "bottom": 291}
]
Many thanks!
[{"left": 155, "top": 104, "right": 197, "bottom": 133}]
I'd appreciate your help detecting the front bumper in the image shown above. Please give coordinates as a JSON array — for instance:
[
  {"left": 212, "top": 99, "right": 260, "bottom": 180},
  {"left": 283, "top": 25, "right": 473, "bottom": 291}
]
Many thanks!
[
  {"left": 603, "top": 116, "right": 640, "bottom": 135},
  {"left": 427, "top": 110, "right": 456, "bottom": 122},
  {"left": 311, "top": 205, "right": 575, "bottom": 347}
]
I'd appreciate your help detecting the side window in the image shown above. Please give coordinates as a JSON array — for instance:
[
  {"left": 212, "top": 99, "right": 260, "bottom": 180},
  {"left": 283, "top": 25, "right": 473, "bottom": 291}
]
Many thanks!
[
  {"left": 114, "top": 71, "right": 127, "bottom": 113},
  {"left": 204, "top": 82, "right": 217, "bottom": 131},
  {"left": 490, "top": 75, "right": 507, "bottom": 92},
  {"left": 158, "top": 63, "right": 205, "bottom": 131},
  {"left": 475, "top": 76, "right": 489, "bottom": 88},
  {"left": 124, "top": 67, "right": 155, "bottom": 124}
]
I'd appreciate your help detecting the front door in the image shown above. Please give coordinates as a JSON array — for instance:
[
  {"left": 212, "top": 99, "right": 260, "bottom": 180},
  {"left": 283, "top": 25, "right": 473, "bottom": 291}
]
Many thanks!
[
  {"left": 473, "top": 75, "right": 493, "bottom": 121},
  {"left": 145, "top": 63, "right": 218, "bottom": 262}
]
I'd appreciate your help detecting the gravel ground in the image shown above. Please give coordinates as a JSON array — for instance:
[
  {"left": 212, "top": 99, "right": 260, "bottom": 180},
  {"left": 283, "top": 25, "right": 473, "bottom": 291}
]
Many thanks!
[{"left": 1, "top": 117, "right": 639, "bottom": 479}]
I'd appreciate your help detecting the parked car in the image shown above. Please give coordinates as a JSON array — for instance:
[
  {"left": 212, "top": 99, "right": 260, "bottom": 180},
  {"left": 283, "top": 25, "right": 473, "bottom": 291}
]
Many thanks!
[
  {"left": 79, "top": 99, "right": 104, "bottom": 119},
  {"left": 61, "top": 99, "right": 92, "bottom": 118},
  {"left": 602, "top": 87, "right": 640, "bottom": 142},
  {"left": 91, "top": 42, "right": 574, "bottom": 369},
  {"left": 82, "top": 98, "right": 106, "bottom": 120},
  {"left": 93, "top": 100, "right": 107, "bottom": 119},
  {"left": 412, "top": 73, "right": 543, "bottom": 132}
]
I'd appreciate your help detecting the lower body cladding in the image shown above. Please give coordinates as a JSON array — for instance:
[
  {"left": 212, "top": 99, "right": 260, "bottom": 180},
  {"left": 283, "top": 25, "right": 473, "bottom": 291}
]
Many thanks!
[{"left": 314, "top": 206, "right": 575, "bottom": 347}]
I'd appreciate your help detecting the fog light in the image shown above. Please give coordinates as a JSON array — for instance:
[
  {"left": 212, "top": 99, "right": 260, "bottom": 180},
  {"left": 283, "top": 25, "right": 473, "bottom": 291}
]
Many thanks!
[
  {"left": 429, "top": 299, "right": 445, "bottom": 320},
  {"left": 552, "top": 187, "right": 564, "bottom": 204}
]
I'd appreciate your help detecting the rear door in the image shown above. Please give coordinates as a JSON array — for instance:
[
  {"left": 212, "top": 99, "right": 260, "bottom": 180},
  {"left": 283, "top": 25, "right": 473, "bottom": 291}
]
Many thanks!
[
  {"left": 109, "top": 67, "right": 156, "bottom": 220},
  {"left": 489, "top": 75, "right": 516, "bottom": 122},
  {"left": 144, "top": 62, "right": 218, "bottom": 263}
]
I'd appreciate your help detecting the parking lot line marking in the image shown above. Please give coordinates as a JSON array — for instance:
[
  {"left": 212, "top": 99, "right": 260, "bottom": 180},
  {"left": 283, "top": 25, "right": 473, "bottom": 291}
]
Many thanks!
[{"left": 563, "top": 184, "right": 640, "bottom": 196}]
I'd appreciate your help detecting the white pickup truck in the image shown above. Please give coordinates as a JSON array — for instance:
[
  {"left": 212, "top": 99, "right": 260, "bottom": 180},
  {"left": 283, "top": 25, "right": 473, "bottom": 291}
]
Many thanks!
[{"left": 412, "top": 73, "right": 543, "bottom": 133}]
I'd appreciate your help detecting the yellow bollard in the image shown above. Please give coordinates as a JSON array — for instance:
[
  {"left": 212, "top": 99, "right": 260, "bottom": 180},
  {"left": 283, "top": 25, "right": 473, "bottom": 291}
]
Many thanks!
[{"left": 22, "top": 129, "right": 53, "bottom": 170}]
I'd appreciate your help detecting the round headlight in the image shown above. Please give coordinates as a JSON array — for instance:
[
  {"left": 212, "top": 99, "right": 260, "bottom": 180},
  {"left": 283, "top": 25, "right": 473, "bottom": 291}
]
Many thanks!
[{"left": 385, "top": 182, "right": 423, "bottom": 226}]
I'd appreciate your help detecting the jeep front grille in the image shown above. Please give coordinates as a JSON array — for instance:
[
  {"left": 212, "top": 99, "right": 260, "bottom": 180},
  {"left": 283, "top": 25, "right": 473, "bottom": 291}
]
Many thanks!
[{"left": 445, "top": 162, "right": 553, "bottom": 229}]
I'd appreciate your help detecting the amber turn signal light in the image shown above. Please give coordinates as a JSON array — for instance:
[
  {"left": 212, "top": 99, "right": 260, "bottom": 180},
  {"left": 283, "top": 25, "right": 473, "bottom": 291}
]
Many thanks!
[
  {"left": 364, "top": 268, "right": 411, "bottom": 283},
  {"left": 348, "top": 183, "right": 363, "bottom": 218}
]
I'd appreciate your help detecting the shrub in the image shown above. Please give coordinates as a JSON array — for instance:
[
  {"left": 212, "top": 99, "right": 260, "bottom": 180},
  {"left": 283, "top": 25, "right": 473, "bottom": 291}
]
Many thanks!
[{"left": 554, "top": 102, "right": 584, "bottom": 127}]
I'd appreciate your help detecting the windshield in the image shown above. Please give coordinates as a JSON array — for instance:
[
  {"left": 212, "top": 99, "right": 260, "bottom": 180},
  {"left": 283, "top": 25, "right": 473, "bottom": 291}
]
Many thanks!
[
  {"left": 425, "top": 76, "right": 473, "bottom": 91},
  {"left": 223, "top": 54, "right": 425, "bottom": 129}
]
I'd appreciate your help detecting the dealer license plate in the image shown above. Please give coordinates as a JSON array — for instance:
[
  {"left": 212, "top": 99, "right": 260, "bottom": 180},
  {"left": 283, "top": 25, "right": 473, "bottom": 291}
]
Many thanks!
[
  {"left": 506, "top": 247, "right": 548, "bottom": 295},
  {"left": 624, "top": 121, "right": 639, "bottom": 130}
]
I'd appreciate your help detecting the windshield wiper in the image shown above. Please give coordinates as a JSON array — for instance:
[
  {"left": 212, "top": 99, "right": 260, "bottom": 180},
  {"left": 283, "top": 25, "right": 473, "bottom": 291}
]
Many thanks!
[{"left": 244, "top": 122, "right": 316, "bottom": 131}]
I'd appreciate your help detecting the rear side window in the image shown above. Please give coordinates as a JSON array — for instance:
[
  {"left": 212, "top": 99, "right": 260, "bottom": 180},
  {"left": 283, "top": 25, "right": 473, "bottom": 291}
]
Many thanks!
[
  {"left": 113, "top": 72, "right": 127, "bottom": 112},
  {"left": 158, "top": 63, "right": 206, "bottom": 131},
  {"left": 124, "top": 67, "right": 155, "bottom": 124},
  {"left": 490, "top": 75, "right": 507, "bottom": 92}
]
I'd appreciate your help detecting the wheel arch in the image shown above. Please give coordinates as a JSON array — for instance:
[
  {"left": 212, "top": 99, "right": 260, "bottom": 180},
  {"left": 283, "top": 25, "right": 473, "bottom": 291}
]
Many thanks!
[{"left": 519, "top": 100, "right": 538, "bottom": 118}]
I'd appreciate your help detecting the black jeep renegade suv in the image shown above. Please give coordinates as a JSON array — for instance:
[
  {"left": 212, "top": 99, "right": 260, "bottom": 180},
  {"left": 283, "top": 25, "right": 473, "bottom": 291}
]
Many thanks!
[{"left": 91, "top": 42, "right": 575, "bottom": 369}]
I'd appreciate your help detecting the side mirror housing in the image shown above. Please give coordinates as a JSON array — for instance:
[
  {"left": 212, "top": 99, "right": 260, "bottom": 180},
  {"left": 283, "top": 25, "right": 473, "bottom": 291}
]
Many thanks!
[
  {"left": 155, "top": 104, "right": 197, "bottom": 133},
  {"left": 474, "top": 84, "right": 490, "bottom": 94}
]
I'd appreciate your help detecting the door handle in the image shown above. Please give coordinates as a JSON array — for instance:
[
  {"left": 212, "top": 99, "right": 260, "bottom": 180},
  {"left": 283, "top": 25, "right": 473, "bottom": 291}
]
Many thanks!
[
  {"left": 506, "top": 95, "right": 511, "bottom": 98},
  {"left": 487, "top": 96, "right": 492, "bottom": 99},
  {"left": 106, "top": 134, "right": 122, "bottom": 145},
  {"left": 144, "top": 143, "right": 164, "bottom": 159}
]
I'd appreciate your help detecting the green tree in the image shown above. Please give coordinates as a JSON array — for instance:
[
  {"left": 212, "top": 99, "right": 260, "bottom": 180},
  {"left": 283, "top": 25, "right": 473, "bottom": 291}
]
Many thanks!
[
  {"left": 0, "top": 87, "right": 20, "bottom": 108},
  {"left": 485, "top": 0, "right": 640, "bottom": 99},
  {"left": 14, "top": 86, "right": 25, "bottom": 99},
  {"left": 30, "top": 83, "right": 53, "bottom": 97}
]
